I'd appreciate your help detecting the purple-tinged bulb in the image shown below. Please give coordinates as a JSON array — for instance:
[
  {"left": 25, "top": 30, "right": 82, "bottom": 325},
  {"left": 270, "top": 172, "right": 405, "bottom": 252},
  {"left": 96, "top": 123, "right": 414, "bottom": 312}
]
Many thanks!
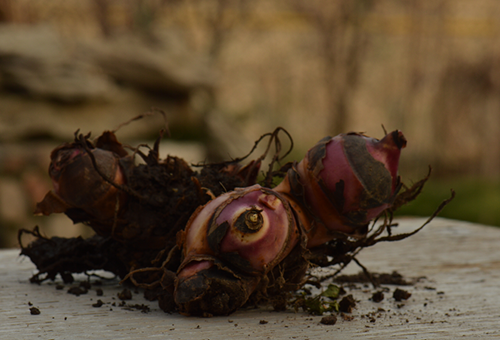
[
  {"left": 174, "top": 184, "right": 299, "bottom": 315},
  {"left": 317, "top": 130, "right": 406, "bottom": 220},
  {"left": 49, "top": 147, "right": 126, "bottom": 213},
  {"left": 275, "top": 130, "right": 406, "bottom": 247},
  {"left": 35, "top": 133, "right": 131, "bottom": 235}
]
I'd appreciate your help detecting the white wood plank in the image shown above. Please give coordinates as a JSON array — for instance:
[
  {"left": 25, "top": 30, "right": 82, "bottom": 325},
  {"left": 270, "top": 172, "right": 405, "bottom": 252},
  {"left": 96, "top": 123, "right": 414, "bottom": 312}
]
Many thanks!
[{"left": 1, "top": 217, "right": 500, "bottom": 339}]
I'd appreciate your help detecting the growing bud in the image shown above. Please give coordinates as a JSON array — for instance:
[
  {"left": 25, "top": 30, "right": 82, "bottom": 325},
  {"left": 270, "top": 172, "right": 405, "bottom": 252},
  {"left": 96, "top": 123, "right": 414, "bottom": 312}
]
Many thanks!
[{"left": 275, "top": 131, "right": 406, "bottom": 247}]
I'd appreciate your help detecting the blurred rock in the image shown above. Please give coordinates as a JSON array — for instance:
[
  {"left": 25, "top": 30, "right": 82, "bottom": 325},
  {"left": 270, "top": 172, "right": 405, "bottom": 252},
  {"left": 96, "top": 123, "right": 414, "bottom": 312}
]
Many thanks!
[
  {"left": 0, "top": 24, "right": 114, "bottom": 103},
  {"left": 85, "top": 31, "right": 214, "bottom": 95},
  {"left": 0, "top": 25, "right": 214, "bottom": 143}
]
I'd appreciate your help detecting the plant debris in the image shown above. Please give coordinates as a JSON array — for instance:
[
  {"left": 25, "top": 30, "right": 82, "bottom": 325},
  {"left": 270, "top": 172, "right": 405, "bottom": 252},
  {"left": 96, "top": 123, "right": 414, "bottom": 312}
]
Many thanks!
[
  {"left": 295, "top": 284, "right": 342, "bottom": 315},
  {"left": 18, "top": 115, "right": 454, "bottom": 317}
]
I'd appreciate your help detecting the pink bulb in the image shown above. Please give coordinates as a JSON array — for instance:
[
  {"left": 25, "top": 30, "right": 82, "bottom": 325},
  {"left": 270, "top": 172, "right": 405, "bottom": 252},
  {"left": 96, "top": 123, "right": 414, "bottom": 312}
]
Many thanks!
[
  {"left": 275, "top": 130, "right": 406, "bottom": 246},
  {"left": 175, "top": 184, "right": 301, "bottom": 316}
]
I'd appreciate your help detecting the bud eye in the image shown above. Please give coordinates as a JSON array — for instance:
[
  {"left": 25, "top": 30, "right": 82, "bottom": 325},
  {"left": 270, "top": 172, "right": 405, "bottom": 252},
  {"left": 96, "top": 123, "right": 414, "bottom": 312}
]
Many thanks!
[
  {"left": 245, "top": 210, "right": 263, "bottom": 230},
  {"left": 235, "top": 208, "right": 263, "bottom": 234}
]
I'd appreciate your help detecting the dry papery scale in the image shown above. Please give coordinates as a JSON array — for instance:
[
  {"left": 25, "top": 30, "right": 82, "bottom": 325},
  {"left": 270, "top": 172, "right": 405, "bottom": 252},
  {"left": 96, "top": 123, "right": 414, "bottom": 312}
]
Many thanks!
[{"left": 18, "top": 114, "right": 454, "bottom": 317}]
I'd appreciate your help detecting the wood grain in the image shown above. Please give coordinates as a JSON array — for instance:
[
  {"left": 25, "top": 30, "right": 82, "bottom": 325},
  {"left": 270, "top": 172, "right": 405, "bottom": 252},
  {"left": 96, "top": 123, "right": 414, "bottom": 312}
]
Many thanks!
[{"left": 1, "top": 217, "right": 500, "bottom": 339}]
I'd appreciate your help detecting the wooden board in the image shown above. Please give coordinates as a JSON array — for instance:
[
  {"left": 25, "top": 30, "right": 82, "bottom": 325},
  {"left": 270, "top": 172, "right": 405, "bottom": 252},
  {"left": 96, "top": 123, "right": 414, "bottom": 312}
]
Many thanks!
[{"left": 1, "top": 217, "right": 500, "bottom": 339}]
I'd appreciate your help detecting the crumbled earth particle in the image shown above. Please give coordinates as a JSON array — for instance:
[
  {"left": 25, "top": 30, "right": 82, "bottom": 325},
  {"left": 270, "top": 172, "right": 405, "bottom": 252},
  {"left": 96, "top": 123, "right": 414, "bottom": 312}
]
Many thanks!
[
  {"left": 67, "top": 286, "right": 88, "bottom": 296},
  {"left": 118, "top": 288, "right": 132, "bottom": 300},
  {"left": 341, "top": 313, "right": 355, "bottom": 321},
  {"left": 393, "top": 288, "right": 412, "bottom": 301},
  {"left": 30, "top": 307, "right": 40, "bottom": 315},
  {"left": 335, "top": 271, "right": 412, "bottom": 286},
  {"left": 259, "top": 320, "right": 268, "bottom": 324},
  {"left": 339, "top": 294, "right": 356, "bottom": 313},
  {"left": 92, "top": 299, "right": 104, "bottom": 307},
  {"left": 123, "top": 303, "right": 150, "bottom": 313},
  {"left": 371, "top": 291, "right": 384, "bottom": 303},
  {"left": 320, "top": 315, "right": 337, "bottom": 325}
]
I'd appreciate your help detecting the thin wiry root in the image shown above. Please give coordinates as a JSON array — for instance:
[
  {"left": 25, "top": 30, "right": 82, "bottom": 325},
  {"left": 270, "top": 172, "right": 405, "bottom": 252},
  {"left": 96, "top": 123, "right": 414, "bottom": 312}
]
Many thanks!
[
  {"left": 317, "top": 189, "right": 455, "bottom": 283},
  {"left": 112, "top": 107, "right": 169, "bottom": 136},
  {"left": 193, "top": 126, "right": 294, "bottom": 187},
  {"left": 121, "top": 267, "right": 164, "bottom": 290}
]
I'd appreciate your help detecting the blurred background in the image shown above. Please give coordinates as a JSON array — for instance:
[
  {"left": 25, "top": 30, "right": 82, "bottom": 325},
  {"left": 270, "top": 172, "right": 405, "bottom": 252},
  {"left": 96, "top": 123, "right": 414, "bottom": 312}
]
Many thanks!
[{"left": 1, "top": 0, "right": 500, "bottom": 248}]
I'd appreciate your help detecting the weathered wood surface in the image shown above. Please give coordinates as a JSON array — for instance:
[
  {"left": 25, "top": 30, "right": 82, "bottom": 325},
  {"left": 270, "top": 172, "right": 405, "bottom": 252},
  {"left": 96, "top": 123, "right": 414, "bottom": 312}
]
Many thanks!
[{"left": 1, "top": 217, "right": 500, "bottom": 339}]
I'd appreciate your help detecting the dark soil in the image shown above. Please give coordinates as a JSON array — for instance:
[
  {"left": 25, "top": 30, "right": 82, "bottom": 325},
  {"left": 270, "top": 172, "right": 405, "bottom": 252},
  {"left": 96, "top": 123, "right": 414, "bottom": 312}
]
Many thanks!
[
  {"left": 123, "top": 304, "right": 151, "bottom": 313},
  {"left": 118, "top": 289, "right": 132, "bottom": 300},
  {"left": 393, "top": 288, "right": 412, "bottom": 301},
  {"left": 335, "top": 271, "right": 412, "bottom": 286},
  {"left": 338, "top": 295, "right": 356, "bottom": 313},
  {"left": 320, "top": 315, "right": 337, "bottom": 325},
  {"left": 92, "top": 299, "right": 104, "bottom": 307},
  {"left": 68, "top": 286, "right": 88, "bottom": 296},
  {"left": 29, "top": 307, "right": 41, "bottom": 315},
  {"left": 371, "top": 291, "right": 385, "bottom": 303}
]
